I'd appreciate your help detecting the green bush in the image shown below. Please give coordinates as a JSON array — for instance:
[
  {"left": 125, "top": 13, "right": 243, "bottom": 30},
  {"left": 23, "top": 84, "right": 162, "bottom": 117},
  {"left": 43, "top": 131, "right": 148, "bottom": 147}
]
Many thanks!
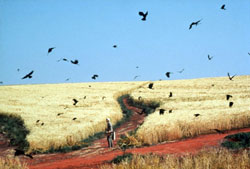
[
  {"left": 0, "top": 113, "right": 30, "bottom": 151},
  {"left": 111, "top": 153, "right": 133, "bottom": 164},
  {"left": 221, "top": 132, "right": 250, "bottom": 150}
]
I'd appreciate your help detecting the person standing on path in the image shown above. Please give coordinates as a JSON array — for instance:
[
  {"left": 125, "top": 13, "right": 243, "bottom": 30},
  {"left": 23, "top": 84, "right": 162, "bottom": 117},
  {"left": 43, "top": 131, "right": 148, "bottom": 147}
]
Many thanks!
[{"left": 105, "top": 118, "right": 114, "bottom": 148}]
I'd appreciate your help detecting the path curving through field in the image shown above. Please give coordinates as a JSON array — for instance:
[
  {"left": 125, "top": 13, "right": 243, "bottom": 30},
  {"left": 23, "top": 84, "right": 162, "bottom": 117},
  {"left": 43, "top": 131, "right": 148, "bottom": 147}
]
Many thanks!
[{"left": 3, "top": 98, "right": 250, "bottom": 169}]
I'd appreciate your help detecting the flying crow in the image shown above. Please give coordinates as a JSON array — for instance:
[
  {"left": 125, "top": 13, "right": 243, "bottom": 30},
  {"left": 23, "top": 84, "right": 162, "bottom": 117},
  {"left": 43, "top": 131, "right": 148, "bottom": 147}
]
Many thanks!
[
  {"left": 159, "top": 109, "right": 165, "bottom": 115},
  {"left": 73, "top": 99, "right": 78, "bottom": 106},
  {"left": 48, "top": 47, "right": 55, "bottom": 55},
  {"left": 72, "top": 117, "right": 77, "bottom": 120},
  {"left": 194, "top": 114, "right": 200, "bottom": 117},
  {"left": 177, "top": 69, "right": 185, "bottom": 73},
  {"left": 92, "top": 74, "right": 99, "bottom": 80},
  {"left": 221, "top": 4, "right": 226, "bottom": 10},
  {"left": 113, "top": 45, "right": 117, "bottom": 48},
  {"left": 226, "top": 94, "right": 232, "bottom": 100},
  {"left": 169, "top": 92, "right": 173, "bottom": 97},
  {"left": 165, "top": 72, "right": 172, "bottom": 78},
  {"left": 227, "top": 73, "right": 236, "bottom": 81},
  {"left": 139, "top": 11, "right": 148, "bottom": 21},
  {"left": 71, "top": 60, "right": 79, "bottom": 65},
  {"left": 148, "top": 83, "right": 154, "bottom": 89},
  {"left": 22, "top": 71, "right": 34, "bottom": 79},
  {"left": 229, "top": 102, "right": 234, "bottom": 107},
  {"left": 208, "top": 55, "right": 213, "bottom": 60},
  {"left": 189, "top": 19, "right": 202, "bottom": 29}
]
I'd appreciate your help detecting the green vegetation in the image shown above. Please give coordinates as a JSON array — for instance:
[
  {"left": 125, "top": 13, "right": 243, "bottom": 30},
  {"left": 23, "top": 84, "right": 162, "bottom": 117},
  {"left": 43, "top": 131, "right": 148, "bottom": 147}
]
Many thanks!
[
  {"left": 0, "top": 113, "right": 30, "bottom": 151},
  {"left": 111, "top": 153, "right": 133, "bottom": 164},
  {"left": 221, "top": 132, "right": 250, "bottom": 150}
]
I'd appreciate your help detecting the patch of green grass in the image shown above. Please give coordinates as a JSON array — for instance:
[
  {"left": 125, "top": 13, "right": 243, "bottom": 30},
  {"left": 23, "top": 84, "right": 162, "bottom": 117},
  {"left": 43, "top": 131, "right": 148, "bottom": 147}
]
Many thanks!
[
  {"left": 0, "top": 113, "right": 30, "bottom": 151},
  {"left": 111, "top": 153, "right": 133, "bottom": 164},
  {"left": 221, "top": 132, "right": 250, "bottom": 150}
]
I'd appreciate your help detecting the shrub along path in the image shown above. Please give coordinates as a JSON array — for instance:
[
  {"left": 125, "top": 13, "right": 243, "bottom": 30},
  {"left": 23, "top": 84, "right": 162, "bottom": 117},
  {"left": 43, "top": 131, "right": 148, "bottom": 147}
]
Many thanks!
[{"left": 5, "top": 98, "right": 250, "bottom": 169}]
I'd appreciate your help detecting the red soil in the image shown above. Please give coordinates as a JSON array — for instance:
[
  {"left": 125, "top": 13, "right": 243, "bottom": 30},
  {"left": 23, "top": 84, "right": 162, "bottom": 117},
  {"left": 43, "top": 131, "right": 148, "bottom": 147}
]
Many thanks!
[{"left": 1, "top": 98, "right": 249, "bottom": 169}]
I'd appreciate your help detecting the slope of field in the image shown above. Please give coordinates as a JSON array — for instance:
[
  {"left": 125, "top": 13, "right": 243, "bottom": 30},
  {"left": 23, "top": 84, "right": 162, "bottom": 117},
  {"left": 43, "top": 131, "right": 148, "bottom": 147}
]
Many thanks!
[
  {"left": 0, "top": 81, "right": 146, "bottom": 152},
  {"left": 130, "top": 75, "right": 250, "bottom": 144}
]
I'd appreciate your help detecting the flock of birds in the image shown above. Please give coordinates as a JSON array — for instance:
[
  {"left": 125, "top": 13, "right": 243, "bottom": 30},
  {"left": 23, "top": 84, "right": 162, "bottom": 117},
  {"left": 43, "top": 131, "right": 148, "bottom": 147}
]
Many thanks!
[{"left": 3, "top": 3, "right": 249, "bottom": 158}]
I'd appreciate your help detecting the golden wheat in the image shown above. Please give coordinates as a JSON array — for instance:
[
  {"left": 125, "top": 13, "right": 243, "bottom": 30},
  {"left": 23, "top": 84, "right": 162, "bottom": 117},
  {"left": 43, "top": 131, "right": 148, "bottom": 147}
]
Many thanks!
[
  {"left": 0, "top": 157, "right": 27, "bottom": 169},
  {"left": 131, "top": 76, "right": 250, "bottom": 144},
  {"left": 101, "top": 148, "right": 250, "bottom": 169},
  {"left": 0, "top": 81, "right": 146, "bottom": 152}
]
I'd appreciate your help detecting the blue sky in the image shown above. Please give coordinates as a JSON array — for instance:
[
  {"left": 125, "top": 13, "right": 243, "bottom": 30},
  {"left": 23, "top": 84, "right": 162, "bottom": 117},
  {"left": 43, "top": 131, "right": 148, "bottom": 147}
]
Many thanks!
[{"left": 0, "top": 0, "right": 249, "bottom": 85}]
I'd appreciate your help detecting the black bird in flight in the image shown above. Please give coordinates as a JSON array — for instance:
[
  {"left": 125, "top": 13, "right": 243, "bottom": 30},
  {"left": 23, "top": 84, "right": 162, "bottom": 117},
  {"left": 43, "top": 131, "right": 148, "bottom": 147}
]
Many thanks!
[
  {"left": 41, "top": 123, "right": 44, "bottom": 126},
  {"left": 92, "top": 74, "right": 99, "bottom": 80},
  {"left": 165, "top": 72, "right": 172, "bottom": 78},
  {"left": 226, "top": 94, "right": 232, "bottom": 100},
  {"left": 221, "top": 4, "right": 226, "bottom": 10},
  {"left": 194, "top": 114, "right": 200, "bottom": 117},
  {"left": 136, "top": 66, "right": 139, "bottom": 69},
  {"left": 65, "top": 78, "right": 70, "bottom": 81},
  {"left": 17, "top": 68, "right": 20, "bottom": 72},
  {"left": 48, "top": 47, "right": 55, "bottom": 55},
  {"left": 72, "top": 117, "right": 77, "bottom": 120},
  {"left": 169, "top": 110, "right": 172, "bottom": 113},
  {"left": 36, "top": 120, "right": 40, "bottom": 123},
  {"left": 14, "top": 149, "right": 33, "bottom": 159},
  {"left": 169, "top": 92, "right": 173, "bottom": 97},
  {"left": 177, "top": 69, "right": 185, "bottom": 73},
  {"left": 248, "top": 52, "right": 250, "bottom": 55},
  {"left": 57, "top": 58, "right": 68, "bottom": 62},
  {"left": 71, "top": 59, "right": 79, "bottom": 65},
  {"left": 57, "top": 113, "right": 63, "bottom": 116},
  {"left": 189, "top": 19, "right": 202, "bottom": 29},
  {"left": 83, "top": 96, "right": 87, "bottom": 99},
  {"left": 148, "top": 83, "right": 154, "bottom": 89},
  {"left": 208, "top": 55, "right": 213, "bottom": 60},
  {"left": 134, "top": 75, "right": 140, "bottom": 80},
  {"left": 159, "top": 109, "right": 165, "bottom": 115},
  {"left": 213, "top": 129, "right": 225, "bottom": 134},
  {"left": 0, "top": 81, "right": 3, "bottom": 84},
  {"left": 229, "top": 101, "right": 234, "bottom": 107},
  {"left": 227, "top": 73, "right": 236, "bottom": 81},
  {"left": 22, "top": 70, "right": 34, "bottom": 79},
  {"left": 73, "top": 99, "right": 78, "bottom": 106},
  {"left": 138, "top": 11, "right": 148, "bottom": 21},
  {"left": 113, "top": 45, "right": 117, "bottom": 48}
]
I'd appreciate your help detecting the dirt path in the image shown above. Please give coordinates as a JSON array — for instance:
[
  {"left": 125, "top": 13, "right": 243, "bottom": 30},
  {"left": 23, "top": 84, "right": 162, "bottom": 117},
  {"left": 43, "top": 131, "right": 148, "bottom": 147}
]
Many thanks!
[{"left": 1, "top": 98, "right": 249, "bottom": 169}]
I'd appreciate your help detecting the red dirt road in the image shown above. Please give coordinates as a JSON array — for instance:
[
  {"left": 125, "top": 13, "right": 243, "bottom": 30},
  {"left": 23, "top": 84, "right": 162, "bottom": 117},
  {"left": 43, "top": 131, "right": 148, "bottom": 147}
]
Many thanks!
[{"left": 2, "top": 98, "right": 249, "bottom": 169}]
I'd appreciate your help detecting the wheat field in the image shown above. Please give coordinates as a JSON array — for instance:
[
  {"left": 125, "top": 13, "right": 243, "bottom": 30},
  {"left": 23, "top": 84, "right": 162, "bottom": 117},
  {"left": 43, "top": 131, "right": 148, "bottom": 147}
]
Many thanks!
[
  {"left": 131, "top": 75, "right": 250, "bottom": 144},
  {"left": 0, "top": 81, "right": 145, "bottom": 152}
]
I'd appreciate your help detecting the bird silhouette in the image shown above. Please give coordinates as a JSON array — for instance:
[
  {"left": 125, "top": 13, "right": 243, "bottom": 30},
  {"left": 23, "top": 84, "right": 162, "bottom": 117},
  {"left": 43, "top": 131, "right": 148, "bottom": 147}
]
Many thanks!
[
  {"left": 208, "top": 55, "right": 213, "bottom": 60},
  {"left": 229, "top": 102, "right": 234, "bottom": 107},
  {"left": 22, "top": 71, "right": 34, "bottom": 79},
  {"left": 169, "top": 92, "right": 173, "bottom": 97},
  {"left": 14, "top": 149, "right": 33, "bottom": 159},
  {"left": 92, "top": 74, "right": 99, "bottom": 80},
  {"left": 138, "top": 11, "right": 148, "bottom": 21},
  {"left": 169, "top": 110, "right": 172, "bottom": 113},
  {"left": 226, "top": 94, "right": 232, "bottom": 100},
  {"left": 148, "top": 83, "right": 154, "bottom": 89},
  {"left": 221, "top": 4, "right": 226, "bottom": 10},
  {"left": 177, "top": 69, "right": 185, "bottom": 73},
  {"left": 138, "top": 96, "right": 142, "bottom": 100},
  {"left": 189, "top": 19, "right": 202, "bottom": 29},
  {"left": 113, "top": 45, "right": 117, "bottom": 48},
  {"left": 0, "top": 81, "right": 3, "bottom": 84},
  {"left": 71, "top": 60, "right": 79, "bottom": 65},
  {"left": 41, "top": 123, "right": 44, "bottom": 126},
  {"left": 57, "top": 58, "right": 68, "bottom": 62},
  {"left": 159, "top": 109, "right": 165, "bottom": 115},
  {"left": 65, "top": 78, "right": 70, "bottom": 81},
  {"left": 73, "top": 99, "right": 78, "bottom": 106},
  {"left": 48, "top": 47, "right": 55, "bottom": 55},
  {"left": 17, "top": 68, "right": 20, "bottom": 72},
  {"left": 227, "top": 73, "right": 236, "bottom": 81},
  {"left": 36, "top": 120, "right": 40, "bottom": 123},
  {"left": 83, "top": 96, "right": 87, "bottom": 99},
  {"left": 165, "top": 72, "right": 173, "bottom": 78},
  {"left": 72, "top": 117, "right": 77, "bottom": 120},
  {"left": 57, "top": 113, "right": 63, "bottom": 116},
  {"left": 194, "top": 114, "right": 200, "bottom": 117},
  {"left": 213, "top": 129, "right": 225, "bottom": 134},
  {"left": 136, "top": 66, "right": 139, "bottom": 69},
  {"left": 248, "top": 52, "right": 250, "bottom": 55},
  {"left": 134, "top": 75, "right": 140, "bottom": 80}
]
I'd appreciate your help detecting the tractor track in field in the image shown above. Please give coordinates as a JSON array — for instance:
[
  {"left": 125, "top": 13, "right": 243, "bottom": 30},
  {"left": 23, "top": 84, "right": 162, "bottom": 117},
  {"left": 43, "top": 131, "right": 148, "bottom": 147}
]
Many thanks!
[{"left": 1, "top": 98, "right": 250, "bottom": 169}]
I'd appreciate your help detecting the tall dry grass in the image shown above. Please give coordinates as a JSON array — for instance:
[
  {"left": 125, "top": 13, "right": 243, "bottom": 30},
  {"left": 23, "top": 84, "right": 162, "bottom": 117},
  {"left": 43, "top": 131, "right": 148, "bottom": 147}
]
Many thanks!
[
  {"left": 101, "top": 148, "right": 250, "bottom": 169},
  {"left": 0, "top": 157, "right": 27, "bottom": 169},
  {"left": 131, "top": 76, "right": 250, "bottom": 144},
  {"left": 0, "top": 81, "right": 146, "bottom": 152}
]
